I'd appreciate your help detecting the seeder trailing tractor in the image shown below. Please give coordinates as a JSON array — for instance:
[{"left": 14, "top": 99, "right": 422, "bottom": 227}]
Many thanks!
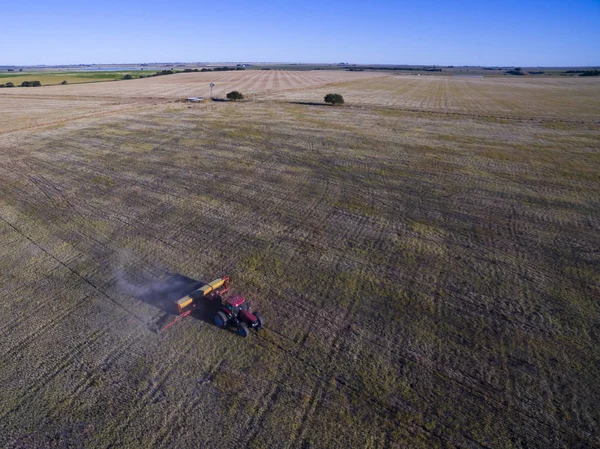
[
  {"left": 160, "top": 276, "right": 230, "bottom": 332},
  {"left": 160, "top": 275, "right": 264, "bottom": 337}
]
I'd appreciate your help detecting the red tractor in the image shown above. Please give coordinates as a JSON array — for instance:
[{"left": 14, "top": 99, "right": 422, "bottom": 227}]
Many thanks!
[{"left": 214, "top": 295, "right": 264, "bottom": 337}]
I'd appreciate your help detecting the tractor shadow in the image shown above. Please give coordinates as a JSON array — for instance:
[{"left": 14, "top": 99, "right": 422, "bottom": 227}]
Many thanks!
[
  {"left": 136, "top": 273, "right": 203, "bottom": 314},
  {"left": 190, "top": 297, "right": 223, "bottom": 325},
  {"left": 134, "top": 273, "right": 225, "bottom": 327},
  {"left": 289, "top": 101, "right": 330, "bottom": 107}
]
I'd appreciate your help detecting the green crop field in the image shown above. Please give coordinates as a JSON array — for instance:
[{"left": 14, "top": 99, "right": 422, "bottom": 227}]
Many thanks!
[
  {"left": 0, "top": 71, "right": 149, "bottom": 86},
  {"left": 0, "top": 72, "right": 599, "bottom": 448}
]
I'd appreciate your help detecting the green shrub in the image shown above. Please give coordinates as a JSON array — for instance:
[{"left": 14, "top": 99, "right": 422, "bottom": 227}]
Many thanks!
[
  {"left": 226, "top": 91, "right": 244, "bottom": 101},
  {"left": 324, "top": 93, "right": 344, "bottom": 105}
]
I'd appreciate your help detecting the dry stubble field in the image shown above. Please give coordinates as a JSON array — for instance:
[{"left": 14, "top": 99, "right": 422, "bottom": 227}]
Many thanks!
[{"left": 1, "top": 71, "right": 599, "bottom": 449}]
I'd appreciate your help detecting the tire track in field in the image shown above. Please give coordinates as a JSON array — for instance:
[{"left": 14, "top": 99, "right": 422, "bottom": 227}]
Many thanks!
[
  {"left": 0, "top": 100, "right": 160, "bottom": 137},
  {"left": 1, "top": 156, "right": 174, "bottom": 286},
  {"left": 6, "top": 145, "right": 188, "bottom": 271},
  {"left": 274, "top": 243, "right": 564, "bottom": 442},
  {"left": 0, "top": 213, "right": 154, "bottom": 331},
  {"left": 104, "top": 339, "right": 195, "bottom": 445},
  {"left": 253, "top": 272, "right": 582, "bottom": 448},
  {"left": 150, "top": 359, "right": 226, "bottom": 449},
  {"left": 241, "top": 384, "right": 281, "bottom": 449},
  {"left": 340, "top": 317, "right": 596, "bottom": 448},
  {"left": 286, "top": 380, "right": 322, "bottom": 449},
  {"left": 0, "top": 327, "right": 108, "bottom": 422},
  {"left": 0, "top": 268, "right": 80, "bottom": 338},
  {"left": 252, "top": 331, "right": 447, "bottom": 449},
  {"left": 229, "top": 166, "right": 330, "bottom": 271},
  {"left": 47, "top": 330, "right": 147, "bottom": 421},
  {"left": 0, "top": 293, "right": 93, "bottom": 361},
  {"left": 291, "top": 207, "right": 373, "bottom": 352},
  {"left": 274, "top": 255, "right": 591, "bottom": 446}
]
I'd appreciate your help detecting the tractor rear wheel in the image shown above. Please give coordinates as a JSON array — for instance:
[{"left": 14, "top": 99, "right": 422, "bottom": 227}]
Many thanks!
[
  {"left": 237, "top": 322, "right": 249, "bottom": 337},
  {"left": 255, "top": 311, "right": 264, "bottom": 330},
  {"left": 215, "top": 311, "right": 228, "bottom": 328}
]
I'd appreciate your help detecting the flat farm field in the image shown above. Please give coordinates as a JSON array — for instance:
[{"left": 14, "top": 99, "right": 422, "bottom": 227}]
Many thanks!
[
  {"left": 1, "top": 72, "right": 599, "bottom": 449},
  {"left": 0, "top": 69, "right": 386, "bottom": 99}
]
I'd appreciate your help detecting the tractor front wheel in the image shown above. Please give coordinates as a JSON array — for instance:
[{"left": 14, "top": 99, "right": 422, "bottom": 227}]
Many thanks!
[
  {"left": 215, "top": 311, "right": 228, "bottom": 328},
  {"left": 237, "top": 322, "right": 250, "bottom": 337}
]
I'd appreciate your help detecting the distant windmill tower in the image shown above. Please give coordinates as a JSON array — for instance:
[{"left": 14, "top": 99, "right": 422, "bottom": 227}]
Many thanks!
[{"left": 210, "top": 83, "right": 215, "bottom": 98}]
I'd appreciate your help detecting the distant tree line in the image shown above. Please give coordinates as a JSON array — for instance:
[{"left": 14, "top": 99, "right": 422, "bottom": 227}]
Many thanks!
[
  {"left": 152, "top": 69, "right": 176, "bottom": 77},
  {"left": 347, "top": 66, "right": 442, "bottom": 72},
  {"left": 0, "top": 80, "right": 41, "bottom": 87},
  {"left": 139, "top": 67, "right": 246, "bottom": 77},
  {"left": 505, "top": 68, "right": 525, "bottom": 75},
  {"left": 562, "top": 69, "right": 599, "bottom": 75},
  {"left": 504, "top": 68, "right": 544, "bottom": 76},
  {"left": 201, "top": 67, "right": 245, "bottom": 72}
]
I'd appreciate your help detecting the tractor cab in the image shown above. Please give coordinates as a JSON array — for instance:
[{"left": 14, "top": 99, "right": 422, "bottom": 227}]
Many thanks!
[
  {"left": 223, "top": 295, "right": 247, "bottom": 314},
  {"left": 226, "top": 295, "right": 246, "bottom": 308},
  {"left": 219, "top": 295, "right": 248, "bottom": 320}
]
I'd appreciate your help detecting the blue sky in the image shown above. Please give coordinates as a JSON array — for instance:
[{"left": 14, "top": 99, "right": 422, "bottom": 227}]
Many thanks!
[{"left": 1, "top": 0, "right": 598, "bottom": 66}]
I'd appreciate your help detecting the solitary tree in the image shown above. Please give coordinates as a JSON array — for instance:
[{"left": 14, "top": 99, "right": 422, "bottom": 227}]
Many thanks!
[
  {"left": 226, "top": 90, "right": 244, "bottom": 101},
  {"left": 123, "top": 74, "right": 133, "bottom": 80},
  {"left": 61, "top": 80, "right": 68, "bottom": 85},
  {"left": 324, "top": 93, "right": 344, "bottom": 106}
]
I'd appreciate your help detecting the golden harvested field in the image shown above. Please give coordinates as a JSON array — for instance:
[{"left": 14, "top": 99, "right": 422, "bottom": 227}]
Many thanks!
[
  {"left": 1, "top": 72, "right": 599, "bottom": 449},
  {"left": 270, "top": 75, "right": 600, "bottom": 120},
  {"left": 0, "top": 70, "right": 386, "bottom": 99},
  {"left": 0, "top": 95, "right": 153, "bottom": 134}
]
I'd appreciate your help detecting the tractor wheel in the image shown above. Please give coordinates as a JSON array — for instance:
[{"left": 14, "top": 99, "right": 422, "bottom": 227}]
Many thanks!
[
  {"left": 237, "top": 322, "right": 249, "bottom": 337},
  {"left": 214, "top": 311, "right": 228, "bottom": 328},
  {"left": 255, "top": 311, "right": 264, "bottom": 330}
]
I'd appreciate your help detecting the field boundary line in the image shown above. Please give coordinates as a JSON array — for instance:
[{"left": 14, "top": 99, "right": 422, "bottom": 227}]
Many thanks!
[{"left": 0, "top": 213, "right": 152, "bottom": 331}]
